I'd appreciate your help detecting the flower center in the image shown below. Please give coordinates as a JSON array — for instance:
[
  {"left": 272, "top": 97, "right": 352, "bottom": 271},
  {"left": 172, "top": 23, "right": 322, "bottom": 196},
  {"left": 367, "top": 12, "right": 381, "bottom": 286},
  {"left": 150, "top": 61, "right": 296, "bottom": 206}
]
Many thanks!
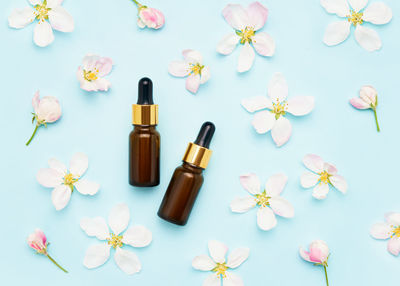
[
  {"left": 255, "top": 190, "right": 270, "bottom": 207},
  {"left": 34, "top": 1, "right": 51, "bottom": 22},
  {"left": 347, "top": 10, "right": 363, "bottom": 26},
  {"left": 236, "top": 27, "right": 255, "bottom": 44},
  {"left": 271, "top": 101, "right": 287, "bottom": 119},
  {"left": 189, "top": 63, "right": 204, "bottom": 76},
  {"left": 392, "top": 226, "right": 400, "bottom": 238},
  {"left": 212, "top": 262, "right": 228, "bottom": 278},
  {"left": 63, "top": 173, "right": 78, "bottom": 189},
  {"left": 83, "top": 69, "right": 99, "bottom": 82},
  {"left": 319, "top": 171, "right": 331, "bottom": 184},
  {"left": 107, "top": 233, "right": 124, "bottom": 249}
]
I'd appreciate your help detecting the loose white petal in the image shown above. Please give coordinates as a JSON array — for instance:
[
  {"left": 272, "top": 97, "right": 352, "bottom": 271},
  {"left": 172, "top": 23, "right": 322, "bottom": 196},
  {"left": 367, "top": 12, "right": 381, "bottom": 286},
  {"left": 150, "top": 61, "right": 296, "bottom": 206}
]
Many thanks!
[
  {"left": 203, "top": 274, "right": 220, "bottom": 286},
  {"left": 265, "top": 173, "right": 288, "bottom": 197},
  {"left": 329, "top": 175, "right": 347, "bottom": 194},
  {"left": 208, "top": 240, "right": 228, "bottom": 264},
  {"left": 348, "top": 0, "right": 368, "bottom": 12},
  {"left": 241, "top": 96, "right": 272, "bottom": 113},
  {"left": 114, "top": 248, "right": 142, "bottom": 275},
  {"left": 252, "top": 32, "right": 275, "bottom": 56},
  {"left": 230, "top": 197, "right": 256, "bottom": 213},
  {"left": 108, "top": 203, "right": 130, "bottom": 235},
  {"left": 251, "top": 110, "right": 276, "bottom": 134},
  {"left": 323, "top": 21, "right": 351, "bottom": 46},
  {"left": 222, "top": 4, "right": 249, "bottom": 30},
  {"left": 370, "top": 222, "right": 392, "bottom": 239},
  {"left": 363, "top": 2, "right": 392, "bottom": 25},
  {"left": 51, "top": 185, "right": 71, "bottom": 210},
  {"left": 200, "top": 66, "right": 211, "bottom": 84},
  {"left": 48, "top": 158, "right": 67, "bottom": 174},
  {"left": 303, "top": 154, "right": 324, "bottom": 173},
  {"left": 239, "top": 173, "right": 261, "bottom": 195},
  {"left": 354, "top": 25, "right": 382, "bottom": 52},
  {"left": 224, "top": 271, "right": 244, "bottom": 286},
  {"left": 320, "top": 0, "right": 349, "bottom": 17},
  {"left": 192, "top": 255, "right": 216, "bottom": 271},
  {"left": 8, "top": 8, "right": 35, "bottom": 29},
  {"left": 168, "top": 60, "right": 190, "bottom": 77},
  {"left": 271, "top": 116, "right": 292, "bottom": 147},
  {"left": 186, "top": 74, "right": 201, "bottom": 94},
  {"left": 83, "top": 244, "right": 111, "bottom": 269},
  {"left": 300, "top": 171, "right": 320, "bottom": 188},
  {"left": 385, "top": 213, "right": 400, "bottom": 226},
  {"left": 48, "top": 6, "right": 74, "bottom": 32},
  {"left": 182, "top": 49, "right": 203, "bottom": 64},
  {"left": 312, "top": 183, "right": 329, "bottom": 200},
  {"left": 257, "top": 207, "right": 277, "bottom": 231},
  {"left": 268, "top": 73, "right": 288, "bottom": 103},
  {"left": 80, "top": 217, "right": 109, "bottom": 240},
  {"left": 74, "top": 179, "right": 100, "bottom": 195},
  {"left": 122, "top": 226, "right": 152, "bottom": 247},
  {"left": 33, "top": 21, "right": 54, "bottom": 47},
  {"left": 387, "top": 237, "right": 400, "bottom": 256},
  {"left": 269, "top": 197, "right": 294, "bottom": 218},
  {"left": 286, "top": 96, "right": 314, "bottom": 116},
  {"left": 237, "top": 42, "right": 255, "bottom": 73},
  {"left": 37, "top": 168, "right": 63, "bottom": 188},
  {"left": 216, "top": 33, "right": 240, "bottom": 55},
  {"left": 226, "top": 247, "right": 249, "bottom": 268},
  {"left": 69, "top": 152, "right": 89, "bottom": 177}
]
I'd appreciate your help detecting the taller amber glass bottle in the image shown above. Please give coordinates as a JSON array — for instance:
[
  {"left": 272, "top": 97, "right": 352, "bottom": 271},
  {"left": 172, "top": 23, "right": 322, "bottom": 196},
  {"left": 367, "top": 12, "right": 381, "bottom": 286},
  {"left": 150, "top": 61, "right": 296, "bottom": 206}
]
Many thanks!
[{"left": 129, "top": 78, "right": 160, "bottom": 187}]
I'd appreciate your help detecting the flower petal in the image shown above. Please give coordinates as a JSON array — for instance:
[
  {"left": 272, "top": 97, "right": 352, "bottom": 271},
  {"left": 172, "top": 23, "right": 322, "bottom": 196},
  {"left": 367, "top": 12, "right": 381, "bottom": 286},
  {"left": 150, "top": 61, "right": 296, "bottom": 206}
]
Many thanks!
[
  {"left": 33, "top": 21, "right": 54, "bottom": 47},
  {"left": 303, "top": 154, "right": 324, "bottom": 173},
  {"left": 363, "top": 2, "right": 392, "bottom": 25},
  {"left": 348, "top": 0, "right": 368, "bottom": 12},
  {"left": 257, "top": 207, "right": 277, "bottom": 231},
  {"left": 350, "top": 97, "right": 370, "bottom": 109},
  {"left": 94, "top": 57, "right": 113, "bottom": 77},
  {"left": 51, "top": 184, "right": 71, "bottom": 211},
  {"left": 90, "top": 78, "right": 111, "bottom": 92},
  {"left": 251, "top": 110, "right": 276, "bottom": 134},
  {"left": 74, "top": 179, "right": 100, "bottom": 195},
  {"left": 83, "top": 243, "right": 111, "bottom": 269},
  {"left": 230, "top": 197, "right": 256, "bottom": 213},
  {"left": 271, "top": 116, "right": 292, "bottom": 147},
  {"left": 224, "top": 272, "right": 244, "bottom": 286},
  {"left": 387, "top": 237, "right": 400, "bottom": 256},
  {"left": 241, "top": 96, "right": 272, "bottom": 113},
  {"left": 80, "top": 217, "right": 109, "bottom": 240},
  {"left": 309, "top": 240, "right": 330, "bottom": 263},
  {"left": 237, "top": 42, "right": 255, "bottom": 73},
  {"left": 324, "top": 162, "right": 338, "bottom": 174},
  {"left": 286, "top": 96, "right": 314, "bottom": 116},
  {"left": 265, "top": 173, "right": 288, "bottom": 197},
  {"left": 186, "top": 74, "right": 201, "bottom": 94},
  {"left": 108, "top": 203, "right": 130, "bottom": 235},
  {"left": 299, "top": 247, "right": 311, "bottom": 262},
  {"left": 168, "top": 60, "right": 190, "bottom": 77},
  {"left": 269, "top": 197, "right": 294, "bottom": 218},
  {"left": 69, "top": 152, "right": 88, "bottom": 177},
  {"left": 48, "top": 158, "right": 67, "bottom": 174},
  {"left": 222, "top": 4, "right": 249, "bottom": 30},
  {"left": 200, "top": 66, "right": 211, "bottom": 84},
  {"left": 32, "top": 90, "right": 40, "bottom": 112},
  {"left": 48, "top": 6, "right": 74, "bottom": 32},
  {"left": 182, "top": 49, "right": 203, "bottom": 64},
  {"left": 192, "top": 255, "right": 216, "bottom": 271},
  {"left": 370, "top": 222, "right": 392, "bottom": 239},
  {"left": 312, "top": 183, "right": 329, "bottom": 200},
  {"left": 330, "top": 175, "right": 347, "bottom": 194},
  {"left": 239, "top": 173, "right": 261, "bottom": 195},
  {"left": 208, "top": 240, "right": 228, "bottom": 264},
  {"left": 252, "top": 32, "right": 275, "bottom": 56},
  {"left": 359, "top": 85, "right": 377, "bottom": 105},
  {"left": 323, "top": 21, "right": 351, "bottom": 46},
  {"left": 246, "top": 1, "right": 268, "bottom": 30},
  {"left": 29, "top": 0, "right": 42, "bottom": 5},
  {"left": 226, "top": 247, "right": 250, "bottom": 268},
  {"left": 217, "top": 33, "right": 240, "bottom": 55},
  {"left": 320, "top": 0, "right": 349, "bottom": 17},
  {"left": 122, "top": 226, "right": 152, "bottom": 247},
  {"left": 203, "top": 274, "right": 220, "bottom": 286},
  {"left": 47, "top": 0, "right": 63, "bottom": 8},
  {"left": 301, "top": 171, "right": 320, "bottom": 188},
  {"left": 354, "top": 25, "right": 382, "bottom": 52},
  {"left": 37, "top": 168, "right": 63, "bottom": 188},
  {"left": 268, "top": 73, "right": 288, "bottom": 103},
  {"left": 114, "top": 248, "right": 141, "bottom": 275},
  {"left": 8, "top": 8, "right": 35, "bottom": 29},
  {"left": 385, "top": 212, "right": 400, "bottom": 226}
]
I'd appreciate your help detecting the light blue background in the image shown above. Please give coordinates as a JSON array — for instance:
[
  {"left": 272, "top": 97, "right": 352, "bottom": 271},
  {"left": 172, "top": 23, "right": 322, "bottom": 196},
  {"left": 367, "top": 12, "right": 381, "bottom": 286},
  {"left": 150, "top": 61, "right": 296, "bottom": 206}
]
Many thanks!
[{"left": 1, "top": 0, "right": 399, "bottom": 285}]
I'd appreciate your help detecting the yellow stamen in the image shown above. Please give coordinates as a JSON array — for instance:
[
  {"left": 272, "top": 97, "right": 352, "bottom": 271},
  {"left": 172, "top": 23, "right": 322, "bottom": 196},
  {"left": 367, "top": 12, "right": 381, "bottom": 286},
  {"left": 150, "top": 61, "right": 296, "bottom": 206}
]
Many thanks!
[
  {"left": 83, "top": 69, "right": 99, "bottom": 82},
  {"left": 63, "top": 173, "right": 78, "bottom": 189},
  {"left": 107, "top": 233, "right": 124, "bottom": 249},
  {"left": 392, "top": 226, "right": 400, "bottom": 238},
  {"left": 34, "top": 1, "right": 51, "bottom": 22},
  {"left": 319, "top": 171, "right": 330, "bottom": 184},
  {"left": 347, "top": 10, "right": 363, "bottom": 26},
  {"left": 212, "top": 263, "right": 228, "bottom": 278},
  {"left": 271, "top": 101, "right": 287, "bottom": 120},
  {"left": 237, "top": 27, "right": 255, "bottom": 44},
  {"left": 189, "top": 63, "right": 204, "bottom": 76},
  {"left": 255, "top": 190, "right": 270, "bottom": 207}
]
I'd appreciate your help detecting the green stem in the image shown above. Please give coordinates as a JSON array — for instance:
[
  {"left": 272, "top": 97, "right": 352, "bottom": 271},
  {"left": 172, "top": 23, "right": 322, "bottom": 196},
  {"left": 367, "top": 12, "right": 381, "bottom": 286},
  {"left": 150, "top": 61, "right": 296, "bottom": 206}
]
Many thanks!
[
  {"left": 26, "top": 124, "right": 39, "bottom": 146},
  {"left": 373, "top": 108, "right": 380, "bottom": 132},
  {"left": 131, "top": 0, "right": 141, "bottom": 6},
  {"left": 46, "top": 254, "right": 68, "bottom": 273},
  {"left": 323, "top": 265, "right": 329, "bottom": 286}
]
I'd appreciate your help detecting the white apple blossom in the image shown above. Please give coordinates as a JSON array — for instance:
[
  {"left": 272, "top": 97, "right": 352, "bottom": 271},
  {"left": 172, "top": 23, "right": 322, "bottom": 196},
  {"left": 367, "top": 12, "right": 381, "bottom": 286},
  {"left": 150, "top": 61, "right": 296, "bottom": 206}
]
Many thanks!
[
  {"left": 77, "top": 54, "right": 113, "bottom": 92},
  {"left": 370, "top": 212, "right": 400, "bottom": 256}
]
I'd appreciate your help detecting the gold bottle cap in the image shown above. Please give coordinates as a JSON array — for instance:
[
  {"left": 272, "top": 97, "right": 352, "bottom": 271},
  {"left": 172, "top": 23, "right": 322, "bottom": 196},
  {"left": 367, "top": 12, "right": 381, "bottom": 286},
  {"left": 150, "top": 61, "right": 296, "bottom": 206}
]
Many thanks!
[
  {"left": 182, "top": 142, "right": 212, "bottom": 169},
  {"left": 132, "top": 104, "right": 158, "bottom": 125}
]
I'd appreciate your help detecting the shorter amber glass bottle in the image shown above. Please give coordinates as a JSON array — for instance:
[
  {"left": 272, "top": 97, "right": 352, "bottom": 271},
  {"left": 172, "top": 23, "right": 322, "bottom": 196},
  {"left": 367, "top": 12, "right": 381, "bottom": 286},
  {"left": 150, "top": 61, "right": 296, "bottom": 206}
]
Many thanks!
[
  {"left": 129, "top": 78, "right": 160, "bottom": 187},
  {"left": 158, "top": 122, "right": 215, "bottom": 225}
]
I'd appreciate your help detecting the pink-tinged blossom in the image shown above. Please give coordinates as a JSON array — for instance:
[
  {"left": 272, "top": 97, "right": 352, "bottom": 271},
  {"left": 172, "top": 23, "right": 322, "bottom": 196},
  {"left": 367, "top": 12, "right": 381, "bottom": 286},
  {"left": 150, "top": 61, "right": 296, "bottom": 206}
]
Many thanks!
[
  {"left": 132, "top": 0, "right": 164, "bottom": 29},
  {"left": 77, "top": 54, "right": 113, "bottom": 92},
  {"left": 300, "top": 240, "right": 330, "bottom": 285},
  {"left": 350, "top": 85, "right": 380, "bottom": 132},
  {"left": 217, "top": 2, "right": 275, "bottom": 72},
  {"left": 370, "top": 212, "right": 400, "bottom": 256},
  {"left": 241, "top": 73, "right": 314, "bottom": 147}
]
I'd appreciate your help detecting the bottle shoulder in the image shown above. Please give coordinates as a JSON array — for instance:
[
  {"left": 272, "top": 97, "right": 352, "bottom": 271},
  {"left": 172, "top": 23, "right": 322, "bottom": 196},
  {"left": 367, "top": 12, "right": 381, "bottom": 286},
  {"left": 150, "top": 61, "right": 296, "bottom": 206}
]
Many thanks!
[{"left": 131, "top": 125, "right": 160, "bottom": 136}]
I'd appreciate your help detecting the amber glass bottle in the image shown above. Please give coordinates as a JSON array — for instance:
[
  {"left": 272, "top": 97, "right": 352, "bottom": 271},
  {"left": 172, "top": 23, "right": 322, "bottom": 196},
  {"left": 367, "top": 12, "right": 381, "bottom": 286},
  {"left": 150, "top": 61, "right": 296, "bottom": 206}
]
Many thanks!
[
  {"left": 129, "top": 78, "right": 160, "bottom": 187},
  {"left": 158, "top": 122, "right": 215, "bottom": 225}
]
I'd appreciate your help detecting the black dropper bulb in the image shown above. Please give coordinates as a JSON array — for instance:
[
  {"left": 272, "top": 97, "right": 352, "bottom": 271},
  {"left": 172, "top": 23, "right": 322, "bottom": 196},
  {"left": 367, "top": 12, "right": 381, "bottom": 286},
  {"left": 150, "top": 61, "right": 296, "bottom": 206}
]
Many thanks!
[
  {"left": 137, "top": 77, "right": 154, "bottom": 105},
  {"left": 194, "top": 122, "right": 215, "bottom": 149}
]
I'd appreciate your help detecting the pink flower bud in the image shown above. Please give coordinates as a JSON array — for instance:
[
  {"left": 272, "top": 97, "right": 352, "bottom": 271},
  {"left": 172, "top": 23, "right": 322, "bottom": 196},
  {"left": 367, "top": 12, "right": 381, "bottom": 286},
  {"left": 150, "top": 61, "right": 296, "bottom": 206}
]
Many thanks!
[
  {"left": 300, "top": 240, "right": 330, "bottom": 265},
  {"left": 32, "top": 91, "right": 62, "bottom": 123},
  {"left": 137, "top": 6, "right": 165, "bottom": 29},
  {"left": 359, "top": 85, "right": 377, "bottom": 107},
  {"left": 27, "top": 229, "right": 48, "bottom": 254}
]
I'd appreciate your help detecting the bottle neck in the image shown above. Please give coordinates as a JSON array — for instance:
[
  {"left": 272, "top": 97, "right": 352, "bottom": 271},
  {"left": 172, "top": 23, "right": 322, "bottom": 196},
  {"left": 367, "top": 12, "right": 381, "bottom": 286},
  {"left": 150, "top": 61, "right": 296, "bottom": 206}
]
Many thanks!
[
  {"left": 181, "top": 162, "right": 204, "bottom": 173},
  {"left": 133, "top": 125, "right": 157, "bottom": 130}
]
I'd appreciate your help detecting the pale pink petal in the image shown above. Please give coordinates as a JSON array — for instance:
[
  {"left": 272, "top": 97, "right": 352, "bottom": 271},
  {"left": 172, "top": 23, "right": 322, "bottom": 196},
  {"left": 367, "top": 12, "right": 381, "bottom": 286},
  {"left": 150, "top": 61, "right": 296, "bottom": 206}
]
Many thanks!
[
  {"left": 186, "top": 74, "right": 201, "bottom": 94},
  {"left": 320, "top": 0, "right": 349, "bottom": 17},
  {"left": 370, "top": 222, "right": 392, "bottom": 239},
  {"left": 286, "top": 96, "right": 315, "bottom": 116},
  {"left": 51, "top": 185, "right": 71, "bottom": 211},
  {"left": 192, "top": 255, "right": 216, "bottom": 271},
  {"left": 303, "top": 154, "right": 324, "bottom": 173},
  {"left": 348, "top": 0, "right": 368, "bottom": 12},
  {"left": 363, "top": 2, "right": 392, "bottom": 25},
  {"left": 246, "top": 1, "right": 268, "bottom": 30},
  {"left": 323, "top": 21, "right": 351, "bottom": 46},
  {"left": 222, "top": 4, "right": 249, "bottom": 30},
  {"left": 203, "top": 274, "right": 220, "bottom": 286},
  {"left": 385, "top": 213, "right": 400, "bottom": 226},
  {"left": 323, "top": 162, "right": 338, "bottom": 174},
  {"left": 36, "top": 168, "right": 63, "bottom": 188},
  {"left": 241, "top": 96, "right": 272, "bottom": 113},
  {"left": 312, "top": 183, "right": 329, "bottom": 200},
  {"left": 94, "top": 57, "right": 113, "bottom": 77},
  {"left": 350, "top": 97, "right": 370, "bottom": 109},
  {"left": 182, "top": 49, "right": 203, "bottom": 64},
  {"left": 208, "top": 240, "right": 228, "bottom": 264},
  {"left": 251, "top": 110, "right": 276, "bottom": 134},
  {"left": 108, "top": 203, "right": 130, "bottom": 235},
  {"left": 387, "top": 237, "right": 400, "bottom": 256},
  {"left": 82, "top": 54, "right": 100, "bottom": 70},
  {"left": 299, "top": 247, "right": 311, "bottom": 262},
  {"left": 83, "top": 244, "right": 111, "bottom": 269},
  {"left": 32, "top": 91, "right": 40, "bottom": 112},
  {"left": 35, "top": 96, "right": 61, "bottom": 123},
  {"left": 33, "top": 21, "right": 54, "bottom": 47},
  {"left": 224, "top": 272, "right": 244, "bottom": 286},
  {"left": 359, "top": 85, "right": 377, "bottom": 105},
  {"left": 309, "top": 240, "right": 330, "bottom": 263},
  {"left": 48, "top": 6, "right": 74, "bottom": 32},
  {"left": 271, "top": 116, "right": 292, "bottom": 147},
  {"left": 230, "top": 197, "right": 256, "bottom": 213},
  {"left": 300, "top": 171, "right": 320, "bottom": 188},
  {"left": 217, "top": 33, "right": 240, "bottom": 55},
  {"left": 239, "top": 173, "right": 261, "bottom": 195},
  {"left": 122, "top": 226, "right": 152, "bottom": 247},
  {"left": 257, "top": 207, "right": 277, "bottom": 231},
  {"left": 80, "top": 217, "right": 109, "bottom": 240},
  {"left": 265, "top": 173, "right": 288, "bottom": 197},
  {"left": 8, "top": 7, "right": 35, "bottom": 29},
  {"left": 226, "top": 248, "right": 249, "bottom": 269},
  {"left": 268, "top": 73, "right": 288, "bottom": 103},
  {"left": 74, "top": 179, "right": 100, "bottom": 195},
  {"left": 252, "top": 32, "right": 275, "bottom": 56},
  {"left": 200, "top": 66, "right": 211, "bottom": 84},
  {"left": 354, "top": 25, "right": 382, "bottom": 52},
  {"left": 168, "top": 60, "right": 190, "bottom": 77},
  {"left": 237, "top": 42, "right": 255, "bottom": 73},
  {"left": 69, "top": 152, "right": 88, "bottom": 177},
  {"left": 330, "top": 175, "right": 347, "bottom": 194},
  {"left": 269, "top": 197, "right": 294, "bottom": 218}
]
